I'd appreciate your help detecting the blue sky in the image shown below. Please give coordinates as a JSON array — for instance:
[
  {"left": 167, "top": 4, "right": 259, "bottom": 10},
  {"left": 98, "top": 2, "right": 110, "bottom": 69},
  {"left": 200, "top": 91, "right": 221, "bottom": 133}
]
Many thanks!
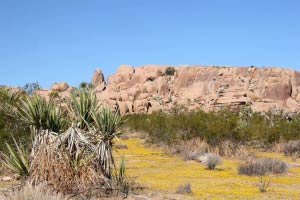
[{"left": 0, "top": 0, "right": 300, "bottom": 88}]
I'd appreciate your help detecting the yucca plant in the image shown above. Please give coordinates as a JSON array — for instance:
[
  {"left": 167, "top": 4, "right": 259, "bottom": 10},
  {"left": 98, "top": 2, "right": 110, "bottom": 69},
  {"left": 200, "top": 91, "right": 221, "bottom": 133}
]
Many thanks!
[
  {"left": 92, "top": 106, "right": 123, "bottom": 179},
  {"left": 0, "top": 88, "right": 22, "bottom": 105},
  {"left": 16, "top": 96, "right": 65, "bottom": 133},
  {"left": 114, "top": 157, "right": 130, "bottom": 197},
  {"left": 56, "top": 126, "right": 91, "bottom": 161},
  {"left": 16, "top": 95, "right": 48, "bottom": 131},
  {"left": 47, "top": 100, "right": 67, "bottom": 133},
  {"left": 69, "top": 89, "right": 101, "bottom": 130},
  {"left": 62, "top": 144, "right": 94, "bottom": 172},
  {"left": 0, "top": 88, "right": 22, "bottom": 118},
  {"left": 1, "top": 137, "right": 29, "bottom": 178}
]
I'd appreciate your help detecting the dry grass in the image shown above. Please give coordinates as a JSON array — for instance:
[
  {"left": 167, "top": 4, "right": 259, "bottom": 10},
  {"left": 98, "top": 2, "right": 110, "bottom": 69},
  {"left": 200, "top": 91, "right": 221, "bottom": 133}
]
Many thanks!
[
  {"left": 175, "top": 183, "right": 192, "bottom": 194},
  {"left": 29, "top": 143, "right": 110, "bottom": 197},
  {"left": 0, "top": 182, "right": 68, "bottom": 200},
  {"left": 176, "top": 138, "right": 252, "bottom": 161}
]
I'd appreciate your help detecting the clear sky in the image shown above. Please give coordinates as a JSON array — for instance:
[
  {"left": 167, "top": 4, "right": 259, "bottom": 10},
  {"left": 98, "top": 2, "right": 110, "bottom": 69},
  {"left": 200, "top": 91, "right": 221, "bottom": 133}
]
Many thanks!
[{"left": 1, "top": 0, "right": 300, "bottom": 88}]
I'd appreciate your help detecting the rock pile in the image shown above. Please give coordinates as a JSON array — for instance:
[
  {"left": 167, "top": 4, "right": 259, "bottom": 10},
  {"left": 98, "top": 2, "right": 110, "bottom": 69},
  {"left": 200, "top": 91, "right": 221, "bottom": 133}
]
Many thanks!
[{"left": 35, "top": 65, "right": 300, "bottom": 114}]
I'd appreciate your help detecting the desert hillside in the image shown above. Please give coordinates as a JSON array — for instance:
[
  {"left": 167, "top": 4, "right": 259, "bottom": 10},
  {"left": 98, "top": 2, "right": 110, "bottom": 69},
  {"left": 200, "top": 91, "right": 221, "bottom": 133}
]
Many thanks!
[{"left": 36, "top": 65, "right": 300, "bottom": 114}]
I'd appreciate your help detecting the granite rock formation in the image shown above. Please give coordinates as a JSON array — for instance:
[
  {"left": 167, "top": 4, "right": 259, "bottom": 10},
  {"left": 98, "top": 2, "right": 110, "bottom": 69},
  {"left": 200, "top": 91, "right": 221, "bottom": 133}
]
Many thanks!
[{"left": 36, "top": 65, "right": 300, "bottom": 114}]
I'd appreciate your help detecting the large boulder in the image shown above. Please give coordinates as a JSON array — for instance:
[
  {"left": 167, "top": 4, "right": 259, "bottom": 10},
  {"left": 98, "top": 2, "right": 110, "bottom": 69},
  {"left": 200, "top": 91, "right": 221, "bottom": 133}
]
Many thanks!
[
  {"left": 91, "top": 69, "right": 105, "bottom": 86},
  {"left": 50, "top": 82, "right": 69, "bottom": 92},
  {"left": 92, "top": 69, "right": 106, "bottom": 91},
  {"left": 107, "top": 65, "right": 135, "bottom": 87}
]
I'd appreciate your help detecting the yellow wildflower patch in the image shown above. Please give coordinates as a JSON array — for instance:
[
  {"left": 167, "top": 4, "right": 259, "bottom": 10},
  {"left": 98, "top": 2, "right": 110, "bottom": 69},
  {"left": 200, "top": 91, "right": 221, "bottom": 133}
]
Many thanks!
[{"left": 114, "top": 138, "right": 300, "bottom": 199}]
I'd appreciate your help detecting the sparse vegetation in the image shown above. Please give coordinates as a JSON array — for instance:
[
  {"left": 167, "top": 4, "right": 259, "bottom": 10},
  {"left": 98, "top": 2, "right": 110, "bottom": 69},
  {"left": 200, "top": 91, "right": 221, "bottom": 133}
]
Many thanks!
[
  {"left": 79, "top": 81, "right": 94, "bottom": 89},
  {"left": 0, "top": 182, "right": 68, "bottom": 200},
  {"left": 238, "top": 158, "right": 287, "bottom": 192},
  {"left": 176, "top": 182, "right": 192, "bottom": 194},
  {"left": 113, "top": 157, "right": 131, "bottom": 197},
  {"left": 200, "top": 153, "right": 222, "bottom": 170},
  {"left": 116, "top": 138, "right": 300, "bottom": 199},
  {"left": 1, "top": 86, "right": 300, "bottom": 199},
  {"left": 165, "top": 67, "right": 176, "bottom": 76},
  {"left": 283, "top": 140, "right": 300, "bottom": 158},
  {"left": 49, "top": 90, "right": 59, "bottom": 98}
]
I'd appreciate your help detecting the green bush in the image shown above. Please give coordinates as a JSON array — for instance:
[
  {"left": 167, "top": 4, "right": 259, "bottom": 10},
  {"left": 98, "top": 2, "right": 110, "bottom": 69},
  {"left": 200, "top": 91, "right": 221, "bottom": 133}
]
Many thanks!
[
  {"left": 165, "top": 67, "right": 175, "bottom": 76},
  {"left": 124, "top": 109, "right": 300, "bottom": 147},
  {"left": 0, "top": 88, "right": 30, "bottom": 150}
]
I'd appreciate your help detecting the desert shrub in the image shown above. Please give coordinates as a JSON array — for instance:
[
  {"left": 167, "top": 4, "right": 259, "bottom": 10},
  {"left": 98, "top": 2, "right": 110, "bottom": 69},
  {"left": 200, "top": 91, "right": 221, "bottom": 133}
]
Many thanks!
[
  {"left": 79, "top": 82, "right": 94, "bottom": 89},
  {"left": 176, "top": 182, "right": 192, "bottom": 194},
  {"left": 131, "top": 112, "right": 178, "bottom": 145},
  {"left": 200, "top": 153, "right": 222, "bottom": 170},
  {"left": 238, "top": 158, "right": 287, "bottom": 192},
  {"left": 125, "top": 109, "right": 300, "bottom": 149},
  {"left": 283, "top": 140, "right": 300, "bottom": 157},
  {"left": 175, "top": 137, "right": 252, "bottom": 161},
  {"left": 177, "top": 138, "right": 208, "bottom": 161},
  {"left": 79, "top": 81, "right": 88, "bottom": 88},
  {"left": 0, "top": 182, "right": 68, "bottom": 200},
  {"left": 49, "top": 90, "right": 59, "bottom": 99},
  {"left": 181, "top": 149, "right": 205, "bottom": 161},
  {"left": 165, "top": 67, "right": 176, "bottom": 76},
  {"left": 238, "top": 158, "right": 287, "bottom": 176}
]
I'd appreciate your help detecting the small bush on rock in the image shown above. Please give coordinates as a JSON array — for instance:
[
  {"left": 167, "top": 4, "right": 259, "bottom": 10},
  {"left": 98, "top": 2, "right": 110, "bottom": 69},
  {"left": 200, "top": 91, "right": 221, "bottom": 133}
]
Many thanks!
[{"left": 165, "top": 67, "right": 175, "bottom": 76}]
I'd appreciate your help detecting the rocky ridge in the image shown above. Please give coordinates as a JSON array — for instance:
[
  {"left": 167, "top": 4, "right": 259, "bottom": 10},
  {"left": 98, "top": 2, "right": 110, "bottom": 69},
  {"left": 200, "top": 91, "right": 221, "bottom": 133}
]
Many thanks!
[{"left": 36, "top": 65, "right": 300, "bottom": 114}]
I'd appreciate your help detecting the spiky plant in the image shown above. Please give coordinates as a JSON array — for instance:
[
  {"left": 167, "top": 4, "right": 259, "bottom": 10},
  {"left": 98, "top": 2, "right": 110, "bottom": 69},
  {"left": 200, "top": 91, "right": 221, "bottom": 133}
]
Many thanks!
[
  {"left": 1, "top": 137, "right": 29, "bottom": 178},
  {"left": 114, "top": 156, "right": 130, "bottom": 196},
  {"left": 16, "top": 96, "right": 65, "bottom": 133},
  {"left": 46, "top": 100, "right": 66, "bottom": 133},
  {"left": 0, "top": 88, "right": 22, "bottom": 117},
  {"left": 0, "top": 88, "right": 22, "bottom": 105},
  {"left": 69, "top": 89, "right": 101, "bottom": 130},
  {"left": 16, "top": 95, "right": 48, "bottom": 131},
  {"left": 92, "top": 106, "right": 123, "bottom": 179},
  {"left": 56, "top": 126, "right": 91, "bottom": 161}
]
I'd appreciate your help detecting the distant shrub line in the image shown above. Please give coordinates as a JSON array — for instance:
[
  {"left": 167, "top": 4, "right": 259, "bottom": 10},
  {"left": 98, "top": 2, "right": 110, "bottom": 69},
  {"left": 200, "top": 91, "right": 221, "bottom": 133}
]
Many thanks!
[{"left": 124, "top": 109, "right": 300, "bottom": 146}]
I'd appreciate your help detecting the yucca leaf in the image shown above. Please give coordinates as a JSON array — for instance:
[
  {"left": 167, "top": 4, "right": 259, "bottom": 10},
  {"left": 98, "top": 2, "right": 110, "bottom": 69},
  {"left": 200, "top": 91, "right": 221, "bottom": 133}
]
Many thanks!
[{"left": 0, "top": 138, "right": 29, "bottom": 177}]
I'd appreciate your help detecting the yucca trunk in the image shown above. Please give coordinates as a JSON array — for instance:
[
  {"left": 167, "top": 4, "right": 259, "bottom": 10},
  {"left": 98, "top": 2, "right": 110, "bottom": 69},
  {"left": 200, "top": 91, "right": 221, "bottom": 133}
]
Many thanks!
[{"left": 94, "top": 139, "right": 114, "bottom": 179}]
